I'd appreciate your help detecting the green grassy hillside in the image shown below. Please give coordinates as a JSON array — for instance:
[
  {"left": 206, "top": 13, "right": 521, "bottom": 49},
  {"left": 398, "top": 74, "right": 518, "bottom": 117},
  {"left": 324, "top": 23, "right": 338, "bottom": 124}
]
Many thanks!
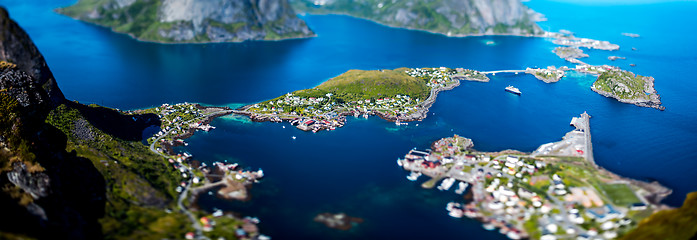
[
  {"left": 621, "top": 192, "right": 697, "bottom": 240},
  {"left": 312, "top": 68, "right": 430, "bottom": 102}
]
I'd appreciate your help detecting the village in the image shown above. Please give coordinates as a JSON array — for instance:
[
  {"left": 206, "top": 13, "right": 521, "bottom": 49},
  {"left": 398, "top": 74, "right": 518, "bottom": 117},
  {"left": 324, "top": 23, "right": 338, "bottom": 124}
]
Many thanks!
[
  {"left": 238, "top": 67, "right": 462, "bottom": 132},
  {"left": 134, "top": 103, "right": 269, "bottom": 240},
  {"left": 397, "top": 113, "right": 665, "bottom": 240}
]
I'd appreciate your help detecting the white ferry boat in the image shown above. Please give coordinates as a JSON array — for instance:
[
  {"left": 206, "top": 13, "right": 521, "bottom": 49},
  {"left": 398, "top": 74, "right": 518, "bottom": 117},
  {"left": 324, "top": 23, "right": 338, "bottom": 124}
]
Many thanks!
[{"left": 505, "top": 85, "right": 522, "bottom": 95}]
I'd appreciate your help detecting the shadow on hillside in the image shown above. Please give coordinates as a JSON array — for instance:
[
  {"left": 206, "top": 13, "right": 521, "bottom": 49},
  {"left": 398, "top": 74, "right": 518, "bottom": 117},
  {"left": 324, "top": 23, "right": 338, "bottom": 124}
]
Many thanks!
[
  {"left": 0, "top": 114, "right": 107, "bottom": 239},
  {"left": 67, "top": 101, "right": 160, "bottom": 141}
]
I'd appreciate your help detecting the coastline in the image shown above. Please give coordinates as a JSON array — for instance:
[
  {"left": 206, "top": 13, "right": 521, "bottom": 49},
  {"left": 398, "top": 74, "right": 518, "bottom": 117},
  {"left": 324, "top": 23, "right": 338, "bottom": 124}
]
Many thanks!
[
  {"left": 590, "top": 82, "right": 665, "bottom": 111},
  {"left": 55, "top": 10, "right": 317, "bottom": 45},
  {"left": 397, "top": 113, "right": 673, "bottom": 239},
  {"left": 234, "top": 78, "right": 460, "bottom": 130},
  {"left": 300, "top": 12, "right": 546, "bottom": 39},
  {"left": 148, "top": 104, "right": 234, "bottom": 155}
]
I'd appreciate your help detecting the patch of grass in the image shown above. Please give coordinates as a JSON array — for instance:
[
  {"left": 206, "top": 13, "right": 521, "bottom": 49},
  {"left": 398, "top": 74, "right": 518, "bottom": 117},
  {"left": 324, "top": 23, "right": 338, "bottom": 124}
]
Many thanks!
[
  {"left": 315, "top": 68, "right": 430, "bottom": 102},
  {"left": 597, "top": 183, "right": 642, "bottom": 206},
  {"left": 593, "top": 69, "right": 653, "bottom": 100}
]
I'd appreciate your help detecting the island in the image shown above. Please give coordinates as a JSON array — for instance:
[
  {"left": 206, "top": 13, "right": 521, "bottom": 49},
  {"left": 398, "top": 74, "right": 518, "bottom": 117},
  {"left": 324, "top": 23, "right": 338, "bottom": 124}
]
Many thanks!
[
  {"left": 591, "top": 69, "right": 665, "bottom": 111},
  {"left": 291, "top": 0, "right": 545, "bottom": 37},
  {"left": 553, "top": 46, "right": 589, "bottom": 61},
  {"left": 525, "top": 66, "right": 567, "bottom": 83},
  {"left": 57, "top": 0, "right": 315, "bottom": 43},
  {"left": 314, "top": 212, "right": 364, "bottom": 231},
  {"left": 236, "top": 67, "right": 466, "bottom": 132},
  {"left": 397, "top": 112, "right": 673, "bottom": 239},
  {"left": 236, "top": 62, "right": 665, "bottom": 134}
]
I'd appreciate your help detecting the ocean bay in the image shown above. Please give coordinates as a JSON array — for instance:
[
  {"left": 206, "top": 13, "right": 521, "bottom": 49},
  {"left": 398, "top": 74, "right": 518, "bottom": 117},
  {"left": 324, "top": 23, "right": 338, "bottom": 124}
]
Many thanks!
[{"left": 3, "top": 0, "right": 697, "bottom": 238}]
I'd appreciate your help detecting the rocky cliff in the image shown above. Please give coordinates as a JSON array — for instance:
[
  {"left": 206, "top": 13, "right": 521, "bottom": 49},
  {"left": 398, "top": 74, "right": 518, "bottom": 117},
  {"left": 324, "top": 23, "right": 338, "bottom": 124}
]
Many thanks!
[
  {"left": 0, "top": 8, "right": 64, "bottom": 104},
  {"left": 57, "top": 0, "right": 315, "bottom": 43},
  {"left": 0, "top": 7, "right": 191, "bottom": 239},
  {"left": 292, "top": 0, "right": 544, "bottom": 36}
]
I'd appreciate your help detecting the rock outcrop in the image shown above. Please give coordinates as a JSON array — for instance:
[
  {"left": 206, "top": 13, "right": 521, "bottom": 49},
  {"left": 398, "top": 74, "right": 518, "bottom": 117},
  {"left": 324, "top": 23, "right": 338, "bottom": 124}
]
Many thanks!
[
  {"left": 0, "top": 8, "right": 173, "bottom": 239},
  {"left": 57, "top": 0, "right": 315, "bottom": 43},
  {"left": 591, "top": 69, "right": 665, "bottom": 110},
  {"left": 293, "top": 0, "right": 544, "bottom": 36},
  {"left": 0, "top": 8, "right": 64, "bottom": 104}
]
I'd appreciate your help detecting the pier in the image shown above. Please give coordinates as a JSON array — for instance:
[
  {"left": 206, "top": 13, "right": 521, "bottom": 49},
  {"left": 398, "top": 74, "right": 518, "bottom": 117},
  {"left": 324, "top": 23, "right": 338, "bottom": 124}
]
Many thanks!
[{"left": 578, "top": 112, "right": 594, "bottom": 167}]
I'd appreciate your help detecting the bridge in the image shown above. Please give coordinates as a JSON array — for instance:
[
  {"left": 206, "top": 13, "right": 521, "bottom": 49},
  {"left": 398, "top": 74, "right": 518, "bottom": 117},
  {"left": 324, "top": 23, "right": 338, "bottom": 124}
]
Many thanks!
[{"left": 480, "top": 69, "right": 527, "bottom": 75}]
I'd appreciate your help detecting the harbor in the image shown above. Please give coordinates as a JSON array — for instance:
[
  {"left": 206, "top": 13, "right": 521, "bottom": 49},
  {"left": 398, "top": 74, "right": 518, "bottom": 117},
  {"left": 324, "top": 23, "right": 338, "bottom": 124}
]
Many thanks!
[{"left": 396, "top": 113, "right": 672, "bottom": 240}]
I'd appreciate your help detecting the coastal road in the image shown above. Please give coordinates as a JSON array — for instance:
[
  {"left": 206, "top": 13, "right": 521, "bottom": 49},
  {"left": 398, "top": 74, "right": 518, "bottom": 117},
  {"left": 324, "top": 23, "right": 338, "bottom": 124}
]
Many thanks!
[{"left": 148, "top": 109, "right": 232, "bottom": 240}]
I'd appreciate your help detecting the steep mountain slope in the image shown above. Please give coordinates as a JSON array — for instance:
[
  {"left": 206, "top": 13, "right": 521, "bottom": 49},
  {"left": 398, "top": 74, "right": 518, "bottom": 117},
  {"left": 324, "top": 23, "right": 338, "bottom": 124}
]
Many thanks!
[
  {"left": 292, "top": 0, "right": 544, "bottom": 36},
  {"left": 57, "top": 0, "right": 315, "bottom": 43},
  {"left": 0, "top": 7, "right": 193, "bottom": 239}
]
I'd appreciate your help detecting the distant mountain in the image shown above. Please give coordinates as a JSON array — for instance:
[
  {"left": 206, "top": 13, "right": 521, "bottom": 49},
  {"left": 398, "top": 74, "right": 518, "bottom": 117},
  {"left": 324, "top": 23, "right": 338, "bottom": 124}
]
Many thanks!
[
  {"left": 57, "top": 0, "right": 315, "bottom": 43},
  {"left": 292, "top": 0, "right": 544, "bottom": 36}
]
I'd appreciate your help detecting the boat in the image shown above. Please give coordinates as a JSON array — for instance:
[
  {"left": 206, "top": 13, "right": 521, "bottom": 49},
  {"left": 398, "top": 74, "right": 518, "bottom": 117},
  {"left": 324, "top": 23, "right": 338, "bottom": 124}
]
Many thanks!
[
  {"left": 292, "top": 136, "right": 296, "bottom": 140},
  {"left": 406, "top": 172, "right": 422, "bottom": 181},
  {"left": 455, "top": 182, "right": 469, "bottom": 194},
  {"left": 448, "top": 208, "right": 463, "bottom": 218},
  {"left": 446, "top": 202, "right": 464, "bottom": 218},
  {"left": 483, "top": 223, "right": 496, "bottom": 231},
  {"left": 505, "top": 85, "right": 521, "bottom": 95},
  {"left": 437, "top": 177, "right": 456, "bottom": 191}
]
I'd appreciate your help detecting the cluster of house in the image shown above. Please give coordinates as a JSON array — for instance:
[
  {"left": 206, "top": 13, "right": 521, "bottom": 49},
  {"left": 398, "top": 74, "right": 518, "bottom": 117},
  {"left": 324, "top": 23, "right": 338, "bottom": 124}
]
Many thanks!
[
  {"left": 527, "top": 66, "right": 567, "bottom": 80},
  {"left": 406, "top": 67, "right": 455, "bottom": 88},
  {"left": 252, "top": 88, "right": 424, "bottom": 122},
  {"left": 399, "top": 136, "right": 643, "bottom": 240},
  {"left": 147, "top": 103, "right": 206, "bottom": 143},
  {"left": 575, "top": 64, "right": 617, "bottom": 75},
  {"left": 290, "top": 116, "right": 346, "bottom": 132},
  {"left": 184, "top": 216, "right": 269, "bottom": 240}
]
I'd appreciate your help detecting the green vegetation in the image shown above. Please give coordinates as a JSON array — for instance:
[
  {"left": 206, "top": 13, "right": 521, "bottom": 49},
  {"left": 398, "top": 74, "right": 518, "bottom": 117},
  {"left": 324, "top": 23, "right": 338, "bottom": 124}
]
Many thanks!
[
  {"left": 621, "top": 192, "right": 697, "bottom": 240},
  {"left": 45, "top": 103, "right": 193, "bottom": 239},
  {"left": 316, "top": 68, "right": 430, "bottom": 101},
  {"left": 596, "top": 183, "right": 642, "bottom": 206},
  {"left": 523, "top": 215, "right": 541, "bottom": 239},
  {"left": 58, "top": 0, "right": 312, "bottom": 43},
  {"left": 58, "top": 0, "right": 166, "bottom": 40},
  {"left": 247, "top": 67, "right": 454, "bottom": 119},
  {"left": 592, "top": 69, "right": 654, "bottom": 100}
]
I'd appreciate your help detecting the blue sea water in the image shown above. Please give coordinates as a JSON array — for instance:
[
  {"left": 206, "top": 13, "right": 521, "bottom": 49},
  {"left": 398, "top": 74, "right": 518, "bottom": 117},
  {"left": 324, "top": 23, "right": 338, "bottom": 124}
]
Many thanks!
[{"left": 2, "top": 0, "right": 697, "bottom": 239}]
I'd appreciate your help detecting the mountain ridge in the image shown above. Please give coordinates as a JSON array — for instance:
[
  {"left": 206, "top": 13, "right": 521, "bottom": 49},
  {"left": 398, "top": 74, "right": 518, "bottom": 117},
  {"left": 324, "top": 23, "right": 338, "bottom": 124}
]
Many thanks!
[
  {"left": 57, "top": 0, "right": 315, "bottom": 43},
  {"left": 291, "top": 0, "right": 544, "bottom": 37}
]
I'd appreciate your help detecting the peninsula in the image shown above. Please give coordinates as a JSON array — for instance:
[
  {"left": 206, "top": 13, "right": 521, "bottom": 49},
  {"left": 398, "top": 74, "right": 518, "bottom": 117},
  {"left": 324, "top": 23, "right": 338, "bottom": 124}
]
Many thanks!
[
  {"left": 57, "top": 0, "right": 315, "bottom": 43},
  {"left": 291, "top": 0, "right": 544, "bottom": 37},
  {"left": 236, "top": 67, "right": 469, "bottom": 132},
  {"left": 397, "top": 112, "right": 672, "bottom": 239}
]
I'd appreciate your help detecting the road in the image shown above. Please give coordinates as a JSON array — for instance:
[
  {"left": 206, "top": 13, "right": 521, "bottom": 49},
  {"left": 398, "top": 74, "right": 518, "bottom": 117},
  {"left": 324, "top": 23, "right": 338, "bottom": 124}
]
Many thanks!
[{"left": 148, "top": 109, "right": 232, "bottom": 240}]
